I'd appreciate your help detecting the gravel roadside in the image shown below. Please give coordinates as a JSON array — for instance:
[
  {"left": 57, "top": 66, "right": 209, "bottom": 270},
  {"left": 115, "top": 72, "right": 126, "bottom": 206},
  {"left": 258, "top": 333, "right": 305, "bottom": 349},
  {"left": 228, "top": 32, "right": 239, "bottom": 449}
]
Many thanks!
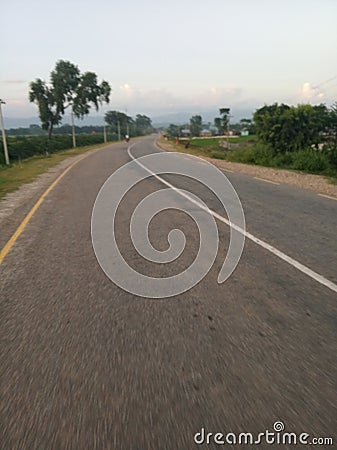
[
  {"left": 0, "top": 146, "right": 106, "bottom": 227},
  {"left": 157, "top": 138, "right": 337, "bottom": 198}
]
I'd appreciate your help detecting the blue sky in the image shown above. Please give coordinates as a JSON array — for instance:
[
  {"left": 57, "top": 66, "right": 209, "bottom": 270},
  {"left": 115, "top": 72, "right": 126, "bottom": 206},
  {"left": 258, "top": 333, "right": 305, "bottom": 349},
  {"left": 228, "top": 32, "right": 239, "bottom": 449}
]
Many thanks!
[{"left": 1, "top": 0, "right": 337, "bottom": 122}]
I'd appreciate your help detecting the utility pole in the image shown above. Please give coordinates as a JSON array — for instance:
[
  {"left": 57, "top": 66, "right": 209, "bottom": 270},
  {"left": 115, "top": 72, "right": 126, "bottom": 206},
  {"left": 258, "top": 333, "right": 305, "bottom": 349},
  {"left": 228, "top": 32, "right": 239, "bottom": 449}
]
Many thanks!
[
  {"left": 117, "top": 120, "right": 121, "bottom": 141},
  {"left": 103, "top": 124, "right": 107, "bottom": 143},
  {"left": 125, "top": 106, "right": 130, "bottom": 137},
  {"left": 0, "top": 99, "right": 9, "bottom": 165},
  {"left": 102, "top": 104, "right": 107, "bottom": 143},
  {"left": 226, "top": 115, "right": 230, "bottom": 149},
  {"left": 226, "top": 114, "right": 234, "bottom": 149},
  {"left": 71, "top": 110, "right": 76, "bottom": 148}
]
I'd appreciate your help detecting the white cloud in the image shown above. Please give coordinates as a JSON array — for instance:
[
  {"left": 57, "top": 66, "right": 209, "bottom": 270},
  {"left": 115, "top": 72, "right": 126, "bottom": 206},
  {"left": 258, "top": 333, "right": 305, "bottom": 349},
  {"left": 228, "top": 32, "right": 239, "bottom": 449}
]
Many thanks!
[
  {"left": 111, "top": 84, "right": 244, "bottom": 114},
  {"left": 300, "top": 82, "right": 324, "bottom": 100}
]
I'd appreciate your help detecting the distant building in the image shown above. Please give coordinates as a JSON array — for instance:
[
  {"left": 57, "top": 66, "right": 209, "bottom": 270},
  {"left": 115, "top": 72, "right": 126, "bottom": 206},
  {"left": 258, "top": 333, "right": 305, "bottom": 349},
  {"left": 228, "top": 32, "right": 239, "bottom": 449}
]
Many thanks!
[
  {"left": 240, "top": 129, "right": 249, "bottom": 136},
  {"left": 200, "top": 129, "right": 212, "bottom": 137},
  {"left": 181, "top": 129, "right": 191, "bottom": 137}
]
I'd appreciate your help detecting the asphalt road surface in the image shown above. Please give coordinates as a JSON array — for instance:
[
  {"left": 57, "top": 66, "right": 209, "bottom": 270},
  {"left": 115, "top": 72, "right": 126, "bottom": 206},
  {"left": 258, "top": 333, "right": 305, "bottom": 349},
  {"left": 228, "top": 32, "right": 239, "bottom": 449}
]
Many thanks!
[{"left": 1, "top": 135, "right": 336, "bottom": 449}]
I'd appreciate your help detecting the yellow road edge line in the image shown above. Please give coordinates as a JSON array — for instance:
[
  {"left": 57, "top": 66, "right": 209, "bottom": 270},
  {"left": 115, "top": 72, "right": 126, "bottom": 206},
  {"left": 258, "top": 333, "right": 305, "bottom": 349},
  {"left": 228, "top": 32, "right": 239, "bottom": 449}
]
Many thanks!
[
  {"left": 254, "top": 176, "right": 280, "bottom": 185},
  {"left": 0, "top": 147, "right": 104, "bottom": 266},
  {"left": 223, "top": 168, "right": 234, "bottom": 173},
  {"left": 318, "top": 193, "right": 337, "bottom": 201}
]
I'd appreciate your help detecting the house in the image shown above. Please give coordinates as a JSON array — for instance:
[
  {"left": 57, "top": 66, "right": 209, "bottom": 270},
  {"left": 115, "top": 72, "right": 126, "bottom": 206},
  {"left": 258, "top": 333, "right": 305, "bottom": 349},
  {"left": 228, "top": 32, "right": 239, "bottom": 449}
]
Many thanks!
[
  {"left": 200, "top": 129, "right": 212, "bottom": 137},
  {"left": 181, "top": 129, "right": 191, "bottom": 137},
  {"left": 241, "top": 129, "right": 249, "bottom": 136}
]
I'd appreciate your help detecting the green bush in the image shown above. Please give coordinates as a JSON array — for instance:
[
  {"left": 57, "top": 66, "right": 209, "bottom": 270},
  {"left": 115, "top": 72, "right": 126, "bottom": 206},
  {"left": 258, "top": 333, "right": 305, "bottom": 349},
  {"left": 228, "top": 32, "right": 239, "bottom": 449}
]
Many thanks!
[
  {"left": 271, "top": 151, "right": 294, "bottom": 167},
  {"left": 322, "top": 144, "right": 337, "bottom": 170},
  {"left": 227, "top": 144, "right": 274, "bottom": 166},
  {"left": 224, "top": 143, "right": 336, "bottom": 177},
  {"left": 290, "top": 149, "right": 329, "bottom": 173}
]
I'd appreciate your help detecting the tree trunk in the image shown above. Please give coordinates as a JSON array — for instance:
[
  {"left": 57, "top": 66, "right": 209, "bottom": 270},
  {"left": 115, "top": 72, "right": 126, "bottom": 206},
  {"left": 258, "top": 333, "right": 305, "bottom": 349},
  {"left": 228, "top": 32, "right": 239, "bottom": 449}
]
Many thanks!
[{"left": 48, "top": 124, "right": 53, "bottom": 140}]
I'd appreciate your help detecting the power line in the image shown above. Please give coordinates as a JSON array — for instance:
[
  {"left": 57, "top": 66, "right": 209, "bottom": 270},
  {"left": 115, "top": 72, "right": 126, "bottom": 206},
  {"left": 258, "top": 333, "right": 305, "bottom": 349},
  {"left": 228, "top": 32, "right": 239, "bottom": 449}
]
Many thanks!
[{"left": 313, "top": 75, "right": 337, "bottom": 89}]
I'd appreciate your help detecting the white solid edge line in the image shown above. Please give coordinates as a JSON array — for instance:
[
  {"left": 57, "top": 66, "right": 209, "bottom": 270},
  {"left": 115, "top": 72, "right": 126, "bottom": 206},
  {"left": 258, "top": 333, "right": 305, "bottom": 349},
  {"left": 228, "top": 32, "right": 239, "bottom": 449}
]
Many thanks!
[{"left": 128, "top": 143, "right": 337, "bottom": 294}]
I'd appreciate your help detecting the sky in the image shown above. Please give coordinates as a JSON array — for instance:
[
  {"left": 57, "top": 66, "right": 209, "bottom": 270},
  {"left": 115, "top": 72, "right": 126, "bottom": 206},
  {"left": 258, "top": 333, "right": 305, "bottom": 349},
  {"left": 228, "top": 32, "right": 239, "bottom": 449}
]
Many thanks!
[{"left": 1, "top": 0, "right": 337, "bottom": 124}]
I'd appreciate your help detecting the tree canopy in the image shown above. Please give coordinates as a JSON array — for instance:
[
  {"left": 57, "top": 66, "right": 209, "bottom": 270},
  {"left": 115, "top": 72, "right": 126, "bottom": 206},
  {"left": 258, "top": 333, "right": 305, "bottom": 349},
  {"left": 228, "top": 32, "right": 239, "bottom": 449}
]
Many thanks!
[
  {"left": 253, "top": 103, "right": 332, "bottom": 152},
  {"left": 190, "top": 115, "right": 202, "bottom": 137},
  {"left": 104, "top": 111, "right": 153, "bottom": 137},
  {"left": 214, "top": 108, "right": 230, "bottom": 134},
  {"left": 29, "top": 60, "right": 111, "bottom": 138}
]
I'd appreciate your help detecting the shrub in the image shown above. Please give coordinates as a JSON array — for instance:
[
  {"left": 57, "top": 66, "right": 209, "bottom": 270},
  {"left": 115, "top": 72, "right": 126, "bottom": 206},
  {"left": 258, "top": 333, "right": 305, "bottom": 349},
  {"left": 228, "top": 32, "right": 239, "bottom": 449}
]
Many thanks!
[
  {"left": 322, "top": 144, "right": 337, "bottom": 170},
  {"left": 290, "top": 149, "right": 329, "bottom": 173},
  {"left": 228, "top": 144, "right": 274, "bottom": 166}
]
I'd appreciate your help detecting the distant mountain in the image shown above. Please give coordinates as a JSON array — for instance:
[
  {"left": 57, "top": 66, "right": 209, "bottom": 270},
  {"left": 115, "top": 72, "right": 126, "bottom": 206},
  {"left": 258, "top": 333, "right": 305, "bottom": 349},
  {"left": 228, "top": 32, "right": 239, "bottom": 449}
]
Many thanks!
[
  {"left": 152, "top": 108, "right": 254, "bottom": 127},
  {"left": 5, "top": 107, "right": 255, "bottom": 129},
  {"left": 4, "top": 114, "right": 106, "bottom": 129},
  {"left": 4, "top": 117, "right": 40, "bottom": 129}
]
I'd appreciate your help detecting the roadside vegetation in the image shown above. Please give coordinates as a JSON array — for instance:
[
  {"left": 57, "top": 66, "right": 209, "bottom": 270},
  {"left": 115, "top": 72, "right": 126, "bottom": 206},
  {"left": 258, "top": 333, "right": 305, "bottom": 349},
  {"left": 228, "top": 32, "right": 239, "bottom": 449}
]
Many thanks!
[
  {"left": 164, "top": 103, "right": 337, "bottom": 179},
  {"left": 0, "top": 142, "right": 113, "bottom": 200},
  {"left": 0, "top": 133, "right": 111, "bottom": 165}
]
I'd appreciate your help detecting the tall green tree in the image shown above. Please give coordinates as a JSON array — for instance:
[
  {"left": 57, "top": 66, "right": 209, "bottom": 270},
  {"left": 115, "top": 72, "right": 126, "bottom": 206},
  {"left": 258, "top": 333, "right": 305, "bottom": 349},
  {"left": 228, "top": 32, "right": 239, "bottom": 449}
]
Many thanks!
[
  {"left": 219, "top": 107, "right": 231, "bottom": 134},
  {"left": 29, "top": 78, "right": 62, "bottom": 139},
  {"left": 135, "top": 114, "right": 153, "bottom": 135},
  {"left": 190, "top": 115, "right": 202, "bottom": 136},
  {"left": 214, "top": 117, "right": 222, "bottom": 134},
  {"left": 104, "top": 111, "right": 134, "bottom": 137},
  {"left": 29, "top": 60, "right": 111, "bottom": 139},
  {"left": 214, "top": 108, "right": 230, "bottom": 135},
  {"left": 329, "top": 102, "right": 337, "bottom": 144}
]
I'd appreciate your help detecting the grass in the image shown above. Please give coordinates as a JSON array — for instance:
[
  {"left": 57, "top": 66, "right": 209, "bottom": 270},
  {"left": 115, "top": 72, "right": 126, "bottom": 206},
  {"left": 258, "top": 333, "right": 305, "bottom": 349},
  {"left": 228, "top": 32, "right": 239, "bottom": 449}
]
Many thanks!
[
  {"left": 165, "top": 135, "right": 257, "bottom": 157},
  {"left": 160, "top": 136, "right": 337, "bottom": 181},
  {"left": 191, "top": 135, "right": 257, "bottom": 144},
  {"left": 0, "top": 141, "right": 114, "bottom": 200}
]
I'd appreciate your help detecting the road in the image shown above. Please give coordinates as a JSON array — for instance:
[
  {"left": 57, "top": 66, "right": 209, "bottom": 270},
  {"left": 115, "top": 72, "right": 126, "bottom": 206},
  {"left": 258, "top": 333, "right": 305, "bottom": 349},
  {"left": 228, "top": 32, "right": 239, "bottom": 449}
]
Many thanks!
[{"left": 1, "top": 135, "right": 336, "bottom": 449}]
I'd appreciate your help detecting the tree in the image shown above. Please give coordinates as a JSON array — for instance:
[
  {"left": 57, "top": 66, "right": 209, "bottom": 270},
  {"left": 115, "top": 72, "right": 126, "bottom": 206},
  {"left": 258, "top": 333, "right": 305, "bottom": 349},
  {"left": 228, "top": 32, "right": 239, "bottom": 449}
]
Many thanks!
[
  {"left": 253, "top": 103, "right": 290, "bottom": 152},
  {"left": 104, "top": 111, "right": 134, "bottom": 138},
  {"left": 166, "top": 124, "right": 182, "bottom": 138},
  {"left": 29, "top": 60, "right": 111, "bottom": 139},
  {"left": 253, "top": 103, "right": 331, "bottom": 153},
  {"left": 214, "top": 108, "right": 230, "bottom": 135},
  {"left": 219, "top": 107, "right": 231, "bottom": 135},
  {"left": 135, "top": 114, "right": 153, "bottom": 135},
  {"left": 29, "top": 78, "right": 62, "bottom": 139},
  {"left": 214, "top": 117, "right": 222, "bottom": 134},
  {"left": 190, "top": 115, "right": 202, "bottom": 136},
  {"left": 329, "top": 102, "right": 337, "bottom": 144}
]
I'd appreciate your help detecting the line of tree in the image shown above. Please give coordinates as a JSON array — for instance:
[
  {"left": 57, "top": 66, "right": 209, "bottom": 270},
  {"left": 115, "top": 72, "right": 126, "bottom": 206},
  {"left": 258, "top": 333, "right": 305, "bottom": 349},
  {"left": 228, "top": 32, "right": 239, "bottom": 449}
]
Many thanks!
[
  {"left": 5, "top": 117, "right": 154, "bottom": 138},
  {"left": 104, "top": 111, "right": 154, "bottom": 137},
  {"left": 5, "top": 124, "right": 108, "bottom": 136},
  {"left": 166, "top": 108, "right": 233, "bottom": 138}
]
